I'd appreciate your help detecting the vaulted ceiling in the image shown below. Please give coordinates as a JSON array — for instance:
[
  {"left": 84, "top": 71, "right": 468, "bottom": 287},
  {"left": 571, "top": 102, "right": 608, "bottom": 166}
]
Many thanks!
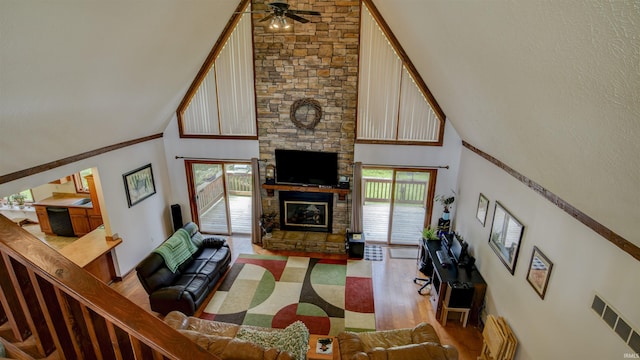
[{"left": 1, "top": 1, "right": 638, "bottom": 246}]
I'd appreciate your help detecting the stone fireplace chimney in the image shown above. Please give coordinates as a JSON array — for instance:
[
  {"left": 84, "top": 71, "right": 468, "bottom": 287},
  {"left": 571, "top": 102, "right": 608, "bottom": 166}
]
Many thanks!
[{"left": 254, "top": 0, "right": 360, "bottom": 235}]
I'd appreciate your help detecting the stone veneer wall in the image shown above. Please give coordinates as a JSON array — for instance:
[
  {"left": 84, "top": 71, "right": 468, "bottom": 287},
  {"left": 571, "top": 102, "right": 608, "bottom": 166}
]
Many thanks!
[{"left": 254, "top": 0, "right": 360, "bottom": 235}]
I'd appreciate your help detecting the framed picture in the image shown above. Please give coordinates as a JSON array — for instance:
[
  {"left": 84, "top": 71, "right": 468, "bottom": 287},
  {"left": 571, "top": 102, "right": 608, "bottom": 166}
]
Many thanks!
[
  {"left": 526, "top": 246, "right": 553, "bottom": 299},
  {"left": 488, "top": 201, "right": 525, "bottom": 275},
  {"left": 476, "top": 193, "right": 489, "bottom": 226},
  {"left": 123, "top": 164, "right": 156, "bottom": 207}
]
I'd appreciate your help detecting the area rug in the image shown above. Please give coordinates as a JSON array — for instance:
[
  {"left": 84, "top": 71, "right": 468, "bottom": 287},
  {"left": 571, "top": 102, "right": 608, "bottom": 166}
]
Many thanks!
[
  {"left": 201, "top": 254, "right": 376, "bottom": 336},
  {"left": 389, "top": 247, "right": 418, "bottom": 259},
  {"left": 364, "top": 245, "right": 383, "bottom": 261}
]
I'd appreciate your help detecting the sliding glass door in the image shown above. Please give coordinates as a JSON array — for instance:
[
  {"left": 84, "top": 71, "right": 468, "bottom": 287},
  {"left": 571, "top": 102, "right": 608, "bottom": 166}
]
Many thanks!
[
  {"left": 362, "top": 167, "right": 436, "bottom": 245},
  {"left": 185, "top": 161, "right": 252, "bottom": 235}
]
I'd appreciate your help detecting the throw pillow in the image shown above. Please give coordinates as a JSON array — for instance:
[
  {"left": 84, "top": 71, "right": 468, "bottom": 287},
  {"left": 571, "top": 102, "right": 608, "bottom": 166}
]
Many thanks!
[
  {"left": 203, "top": 237, "right": 226, "bottom": 248},
  {"left": 236, "top": 321, "right": 309, "bottom": 360}
]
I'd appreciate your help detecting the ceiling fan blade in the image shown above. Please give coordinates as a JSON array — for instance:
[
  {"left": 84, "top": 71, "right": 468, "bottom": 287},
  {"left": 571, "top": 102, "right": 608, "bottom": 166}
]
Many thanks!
[
  {"left": 285, "top": 13, "right": 309, "bottom": 23},
  {"left": 234, "top": 10, "right": 270, "bottom": 14},
  {"left": 259, "top": 13, "right": 275, "bottom": 23},
  {"left": 289, "top": 10, "right": 321, "bottom": 16},
  {"left": 269, "top": 2, "right": 290, "bottom": 11}
]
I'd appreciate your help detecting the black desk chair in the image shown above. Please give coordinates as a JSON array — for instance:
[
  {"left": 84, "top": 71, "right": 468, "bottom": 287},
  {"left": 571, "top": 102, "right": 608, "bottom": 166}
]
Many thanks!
[{"left": 413, "top": 239, "right": 431, "bottom": 295}]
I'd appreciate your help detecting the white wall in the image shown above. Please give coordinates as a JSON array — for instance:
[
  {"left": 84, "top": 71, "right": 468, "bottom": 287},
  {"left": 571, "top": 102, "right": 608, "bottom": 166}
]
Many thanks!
[
  {"left": 354, "top": 119, "right": 462, "bottom": 226},
  {"left": 162, "top": 115, "right": 260, "bottom": 224},
  {"left": 454, "top": 149, "right": 640, "bottom": 359}
]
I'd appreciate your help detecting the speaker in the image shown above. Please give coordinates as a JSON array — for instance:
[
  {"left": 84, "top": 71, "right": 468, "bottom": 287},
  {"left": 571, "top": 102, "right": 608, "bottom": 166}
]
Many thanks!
[
  {"left": 446, "top": 281, "right": 475, "bottom": 308},
  {"left": 170, "top": 204, "right": 183, "bottom": 231}
]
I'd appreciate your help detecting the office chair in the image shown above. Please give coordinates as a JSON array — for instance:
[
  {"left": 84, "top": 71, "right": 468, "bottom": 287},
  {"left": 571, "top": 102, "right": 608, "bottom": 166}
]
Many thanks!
[{"left": 413, "top": 238, "right": 431, "bottom": 295}]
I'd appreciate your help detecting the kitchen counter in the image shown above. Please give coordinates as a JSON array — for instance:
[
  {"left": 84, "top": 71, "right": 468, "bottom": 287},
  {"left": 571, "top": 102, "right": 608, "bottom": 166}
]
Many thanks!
[
  {"left": 33, "top": 194, "right": 93, "bottom": 209},
  {"left": 33, "top": 194, "right": 103, "bottom": 237},
  {"left": 59, "top": 226, "right": 122, "bottom": 283}
]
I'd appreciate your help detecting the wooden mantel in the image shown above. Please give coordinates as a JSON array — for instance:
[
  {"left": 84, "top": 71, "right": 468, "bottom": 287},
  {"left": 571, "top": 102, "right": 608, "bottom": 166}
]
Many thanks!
[{"left": 262, "top": 184, "right": 350, "bottom": 201}]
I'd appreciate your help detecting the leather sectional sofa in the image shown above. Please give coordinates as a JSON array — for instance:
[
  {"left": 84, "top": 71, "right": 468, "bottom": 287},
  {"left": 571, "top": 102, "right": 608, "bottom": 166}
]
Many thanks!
[
  {"left": 164, "top": 310, "right": 309, "bottom": 360},
  {"left": 338, "top": 322, "right": 458, "bottom": 360},
  {"left": 136, "top": 222, "right": 231, "bottom": 315}
]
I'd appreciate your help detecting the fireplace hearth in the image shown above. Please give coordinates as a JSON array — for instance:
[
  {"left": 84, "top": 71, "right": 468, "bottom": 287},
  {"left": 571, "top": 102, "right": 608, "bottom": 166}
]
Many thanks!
[{"left": 279, "top": 191, "right": 333, "bottom": 233}]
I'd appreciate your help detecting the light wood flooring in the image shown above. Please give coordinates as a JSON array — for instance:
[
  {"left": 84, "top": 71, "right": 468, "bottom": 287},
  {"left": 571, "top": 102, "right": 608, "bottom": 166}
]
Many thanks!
[{"left": 111, "top": 235, "right": 483, "bottom": 360}]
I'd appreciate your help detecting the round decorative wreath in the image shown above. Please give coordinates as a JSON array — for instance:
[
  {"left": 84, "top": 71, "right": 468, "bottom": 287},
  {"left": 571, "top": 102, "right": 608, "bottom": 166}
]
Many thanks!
[{"left": 290, "top": 98, "right": 322, "bottom": 130}]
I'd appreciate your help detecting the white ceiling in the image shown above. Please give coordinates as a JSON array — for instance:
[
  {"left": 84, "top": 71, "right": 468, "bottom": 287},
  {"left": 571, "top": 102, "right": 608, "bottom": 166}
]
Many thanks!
[{"left": 1, "top": 1, "right": 638, "bottom": 246}]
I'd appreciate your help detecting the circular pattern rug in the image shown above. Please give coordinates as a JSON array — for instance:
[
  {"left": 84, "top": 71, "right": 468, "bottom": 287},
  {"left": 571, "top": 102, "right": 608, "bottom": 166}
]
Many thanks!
[{"left": 200, "top": 254, "right": 376, "bottom": 335}]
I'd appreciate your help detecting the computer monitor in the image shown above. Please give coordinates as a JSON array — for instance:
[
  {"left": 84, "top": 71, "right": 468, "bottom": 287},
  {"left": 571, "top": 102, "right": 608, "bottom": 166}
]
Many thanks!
[{"left": 450, "top": 235, "right": 466, "bottom": 264}]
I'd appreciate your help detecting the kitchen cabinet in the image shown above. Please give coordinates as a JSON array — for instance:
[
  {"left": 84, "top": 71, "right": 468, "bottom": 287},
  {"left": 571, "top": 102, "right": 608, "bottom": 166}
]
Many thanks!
[
  {"left": 35, "top": 206, "right": 53, "bottom": 234},
  {"left": 69, "top": 207, "right": 91, "bottom": 237},
  {"left": 85, "top": 174, "right": 103, "bottom": 230}
]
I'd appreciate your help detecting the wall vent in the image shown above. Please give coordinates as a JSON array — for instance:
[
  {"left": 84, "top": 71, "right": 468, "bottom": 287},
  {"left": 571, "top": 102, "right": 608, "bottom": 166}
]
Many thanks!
[{"left": 591, "top": 294, "right": 639, "bottom": 354}]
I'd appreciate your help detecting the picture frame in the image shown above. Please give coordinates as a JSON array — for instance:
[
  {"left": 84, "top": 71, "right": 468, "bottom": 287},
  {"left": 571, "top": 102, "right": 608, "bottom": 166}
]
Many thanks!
[
  {"left": 488, "top": 201, "right": 525, "bottom": 275},
  {"left": 526, "top": 246, "right": 553, "bottom": 299},
  {"left": 476, "top": 193, "right": 489, "bottom": 226},
  {"left": 123, "top": 164, "right": 156, "bottom": 207}
]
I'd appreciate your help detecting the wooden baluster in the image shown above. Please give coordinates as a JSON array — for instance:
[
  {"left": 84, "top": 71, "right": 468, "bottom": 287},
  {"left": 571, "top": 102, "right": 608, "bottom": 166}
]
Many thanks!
[
  {"left": 0, "top": 253, "right": 31, "bottom": 342},
  {"left": 7, "top": 257, "right": 55, "bottom": 356}
]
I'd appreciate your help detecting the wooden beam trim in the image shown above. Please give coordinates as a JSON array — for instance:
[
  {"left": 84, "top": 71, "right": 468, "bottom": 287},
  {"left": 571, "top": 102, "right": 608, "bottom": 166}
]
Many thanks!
[
  {"left": 462, "top": 140, "right": 640, "bottom": 262},
  {"left": 0, "top": 133, "right": 163, "bottom": 185}
]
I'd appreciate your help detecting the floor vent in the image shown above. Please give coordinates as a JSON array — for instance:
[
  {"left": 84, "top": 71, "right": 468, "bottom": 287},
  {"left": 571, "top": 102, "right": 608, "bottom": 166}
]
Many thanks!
[{"left": 591, "top": 294, "right": 639, "bottom": 354}]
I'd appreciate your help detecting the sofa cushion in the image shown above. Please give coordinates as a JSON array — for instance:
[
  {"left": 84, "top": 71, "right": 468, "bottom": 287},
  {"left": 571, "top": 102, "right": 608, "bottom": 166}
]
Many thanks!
[
  {"left": 173, "top": 274, "right": 210, "bottom": 302},
  {"left": 235, "top": 321, "right": 309, "bottom": 360},
  {"left": 411, "top": 323, "right": 440, "bottom": 344},
  {"left": 144, "top": 265, "right": 180, "bottom": 292},
  {"left": 194, "top": 246, "right": 228, "bottom": 261},
  {"left": 177, "top": 330, "right": 295, "bottom": 360},
  {"left": 373, "top": 343, "right": 458, "bottom": 360},
  {"left": 357, "top": 328, "right": 414, "bottom": 352}
]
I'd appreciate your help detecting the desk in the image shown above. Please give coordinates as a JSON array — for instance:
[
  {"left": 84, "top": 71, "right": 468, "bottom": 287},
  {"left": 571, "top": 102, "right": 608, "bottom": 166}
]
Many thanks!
[{"left": 424, "top": 238, "right": 486, "bottom": 327}]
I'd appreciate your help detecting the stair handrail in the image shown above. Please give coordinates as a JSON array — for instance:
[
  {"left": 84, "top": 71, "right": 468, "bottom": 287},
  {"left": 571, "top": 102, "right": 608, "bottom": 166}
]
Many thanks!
[{"left": 0, "top": 215, "right": 219, "bottom": 359}]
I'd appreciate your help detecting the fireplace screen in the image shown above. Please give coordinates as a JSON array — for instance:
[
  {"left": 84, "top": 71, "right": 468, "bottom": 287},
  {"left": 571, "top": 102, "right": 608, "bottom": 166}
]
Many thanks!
[{"left": 284, "top": 201, "right": 329, "bottom": 229}]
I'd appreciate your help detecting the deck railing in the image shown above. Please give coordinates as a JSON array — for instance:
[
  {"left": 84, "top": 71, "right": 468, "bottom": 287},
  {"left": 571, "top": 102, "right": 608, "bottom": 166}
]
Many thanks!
[
  {"left": 363, "top": 177, "right": 428, "bottom": 205},
  {"left": 196, "top": 173, "right": 252, "bottom": 215},
  {"left": 0, "top": 215, "right": 219, "bottom": 360}
]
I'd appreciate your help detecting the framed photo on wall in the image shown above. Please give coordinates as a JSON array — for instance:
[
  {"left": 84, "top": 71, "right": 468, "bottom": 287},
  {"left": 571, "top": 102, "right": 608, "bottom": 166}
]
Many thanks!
[
  {"left": 476, "top": 193, "right": 489, "bottom": 226},
  {"left": 488, "top": 201, "right": 525, "bottom": 275},
  {"left": 123, "top": 164, "right": 156, "bottom": 207},
  {"left": 526, "top": 246, "right": 553, "bottom": 299}
]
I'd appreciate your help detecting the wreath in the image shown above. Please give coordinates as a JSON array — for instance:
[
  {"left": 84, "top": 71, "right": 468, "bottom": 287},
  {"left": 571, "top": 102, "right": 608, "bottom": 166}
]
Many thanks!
[{"left": 290, "top": 98, "right": 322, "bottom": 130}]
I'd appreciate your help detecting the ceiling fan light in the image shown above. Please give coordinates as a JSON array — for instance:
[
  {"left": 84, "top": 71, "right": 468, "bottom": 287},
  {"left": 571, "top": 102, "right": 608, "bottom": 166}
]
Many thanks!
[
  {"left": 281, "top": 17, "right": 291, "bottom": 29},
  {"left": 269, "top": 17, "right": 279, "bottom": 29}
]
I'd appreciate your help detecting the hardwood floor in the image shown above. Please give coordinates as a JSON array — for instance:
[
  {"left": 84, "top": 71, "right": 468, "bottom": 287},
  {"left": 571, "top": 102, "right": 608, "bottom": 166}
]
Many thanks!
[{"left": 110, "top": 234, "right": 483, "bottom": 360}]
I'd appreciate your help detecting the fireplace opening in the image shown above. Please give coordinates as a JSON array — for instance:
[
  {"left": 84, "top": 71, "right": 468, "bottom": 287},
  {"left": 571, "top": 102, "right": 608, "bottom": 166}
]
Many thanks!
[{"left": 279, "top": 191, "right": 333, "bottom": 233}]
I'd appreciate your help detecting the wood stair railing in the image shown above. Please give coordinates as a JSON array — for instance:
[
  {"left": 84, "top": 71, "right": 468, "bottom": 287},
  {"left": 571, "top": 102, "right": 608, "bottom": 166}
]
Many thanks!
[{"left": 0, "top": 215, "right": 220, "bottom": 360}]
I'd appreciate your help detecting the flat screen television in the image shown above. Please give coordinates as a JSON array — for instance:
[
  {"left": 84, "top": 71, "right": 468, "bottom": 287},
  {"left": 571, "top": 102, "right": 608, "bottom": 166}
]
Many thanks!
[{"left": 275, "top": 149, "right": 338, "bottom": 186}]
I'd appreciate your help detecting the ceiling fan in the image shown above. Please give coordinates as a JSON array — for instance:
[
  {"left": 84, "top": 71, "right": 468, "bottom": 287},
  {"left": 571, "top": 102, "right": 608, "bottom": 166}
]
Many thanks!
[{"left": 245, "top": 2, "right": 321, "bottom": 29}]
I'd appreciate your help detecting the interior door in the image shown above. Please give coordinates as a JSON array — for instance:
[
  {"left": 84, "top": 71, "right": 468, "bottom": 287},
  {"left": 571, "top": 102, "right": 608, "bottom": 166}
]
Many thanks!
[{"left": 186, "top": 161, "right": 253, "bottom": 235}]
